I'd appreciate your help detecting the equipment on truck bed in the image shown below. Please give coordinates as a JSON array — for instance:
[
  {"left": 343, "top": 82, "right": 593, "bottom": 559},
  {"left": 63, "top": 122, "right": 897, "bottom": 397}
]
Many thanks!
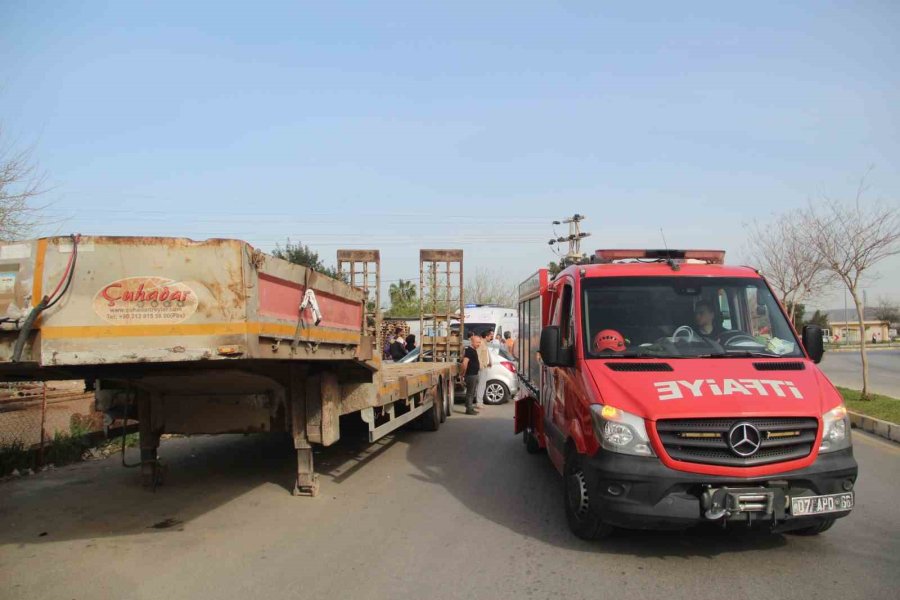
[{"left": 0, "top": 236, "right": 460, "bottom": 495}]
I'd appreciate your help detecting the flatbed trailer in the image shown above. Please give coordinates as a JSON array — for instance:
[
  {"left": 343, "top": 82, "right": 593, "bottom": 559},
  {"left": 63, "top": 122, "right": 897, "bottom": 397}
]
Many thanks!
[{"left": 0, "top": 236, "right": 461, "bottom": 495}]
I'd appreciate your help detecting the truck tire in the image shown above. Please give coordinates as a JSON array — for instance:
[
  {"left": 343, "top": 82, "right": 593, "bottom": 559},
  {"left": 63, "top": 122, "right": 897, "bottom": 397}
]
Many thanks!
[
  {"left": 523, "top": 429, "right": 542, "bottom": 454},
  {"left": 445, "top": 381, "right": 453, "bottom": 418},
  {"left": 438, "top": 385, "right": 447, "bottom": 423},
  {"left": 788, "top": 518, "right": 836, "bottom": 536},
  {"left": 418, "top": 388, "right": 441, "bottom": 432},
  {"left": 564, "top": 449, "right": 614, "bottom": 540},
  {"left": 483, "top": 380, "right": 510, "bottom": 405}
]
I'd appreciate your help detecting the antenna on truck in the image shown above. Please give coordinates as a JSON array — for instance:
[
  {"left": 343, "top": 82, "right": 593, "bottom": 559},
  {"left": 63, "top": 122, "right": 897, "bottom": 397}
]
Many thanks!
[{"left": 659, "top": 228, "right": 680, "bottom": 271}]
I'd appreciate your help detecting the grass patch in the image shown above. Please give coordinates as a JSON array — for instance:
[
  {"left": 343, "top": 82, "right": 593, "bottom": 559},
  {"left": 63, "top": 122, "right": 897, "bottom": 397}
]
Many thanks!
[
  {"left": 95, "top": 432, "right": 140, "bottom": 454},
  {"left": 0, "top": 422, "right": 138, "bottom": 477},
  {"left": 0, "top": 441, "right": 33, "bottom": 475},
  {"left": 837, "top": 387, "right": 900, "bottom": 424}
]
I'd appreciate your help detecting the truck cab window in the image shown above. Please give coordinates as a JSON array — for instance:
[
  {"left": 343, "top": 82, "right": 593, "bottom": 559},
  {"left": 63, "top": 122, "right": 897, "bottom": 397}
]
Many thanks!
[
  {"left": 561, "top": 284, "right": 575, "bottom": 349},
  {"left": 580, "top": 277, "right": 803, "bottom": 358}
]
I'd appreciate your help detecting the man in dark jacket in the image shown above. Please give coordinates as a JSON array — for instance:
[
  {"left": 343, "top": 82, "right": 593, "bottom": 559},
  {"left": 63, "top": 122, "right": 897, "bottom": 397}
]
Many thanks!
[
  {"left": 389, "top": 327, "right": 407, "bottom": 361},
  {"left": 460, "top": 333, "right": 482, "bottom": 415}
]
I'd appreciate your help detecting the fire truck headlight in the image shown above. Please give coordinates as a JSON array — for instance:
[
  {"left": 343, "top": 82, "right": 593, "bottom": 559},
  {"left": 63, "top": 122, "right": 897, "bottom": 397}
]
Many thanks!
[
  {"left": 590, "top": 405, "right": 655, "bottom": 457},
  {"left": 819, "top": 405, "right": 851, "bottom": 453}
]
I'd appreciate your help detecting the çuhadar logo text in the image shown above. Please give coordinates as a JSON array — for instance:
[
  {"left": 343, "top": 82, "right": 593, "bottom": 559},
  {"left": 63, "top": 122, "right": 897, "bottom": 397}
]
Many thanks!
[{"left": 93, "top": 276, "right": 199, "bottom": 324}]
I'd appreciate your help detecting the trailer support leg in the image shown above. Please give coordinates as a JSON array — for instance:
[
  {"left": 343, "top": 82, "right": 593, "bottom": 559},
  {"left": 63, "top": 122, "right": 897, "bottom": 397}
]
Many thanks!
[
  {"left": 138, "top": 395, "right": 163, "bottom": 490},
  {"left": 293, "top": 442, "right": 319, "bottom": 497},
  {"left": 289, "top": 365, "right": 319, "bottom": 497}
]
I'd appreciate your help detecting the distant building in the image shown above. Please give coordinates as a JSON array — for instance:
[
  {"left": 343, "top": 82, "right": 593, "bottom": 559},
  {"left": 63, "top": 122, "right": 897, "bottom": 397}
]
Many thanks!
[{"left": 825, "top": 308, "right": 892, "bottom": 343}]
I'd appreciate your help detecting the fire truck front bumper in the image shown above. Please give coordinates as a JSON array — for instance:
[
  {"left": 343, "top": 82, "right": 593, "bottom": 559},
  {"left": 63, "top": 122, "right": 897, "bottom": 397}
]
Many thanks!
[{"left": 582, "top": 448, "right": 858, "bottom": 531}]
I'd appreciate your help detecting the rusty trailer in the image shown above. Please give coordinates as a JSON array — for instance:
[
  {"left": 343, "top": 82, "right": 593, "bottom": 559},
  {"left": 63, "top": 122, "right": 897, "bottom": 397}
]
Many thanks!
[{"left": 0, "top": 236, "right": 458, "bottom": 495}]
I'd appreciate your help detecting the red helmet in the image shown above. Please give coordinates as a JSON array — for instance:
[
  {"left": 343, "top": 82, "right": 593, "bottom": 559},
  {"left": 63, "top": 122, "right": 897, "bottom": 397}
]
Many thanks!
[{"left": 593, "top": 329, "right": 626, "bottom": 352}]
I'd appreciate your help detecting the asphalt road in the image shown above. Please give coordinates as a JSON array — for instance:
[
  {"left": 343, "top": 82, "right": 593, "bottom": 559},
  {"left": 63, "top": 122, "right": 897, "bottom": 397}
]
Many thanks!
[
  {"left": 820, "top": 349, "right": 900, "bottom": 397},
  {"left": 1, "top": 403, "right": 898, "bottom": 600}
]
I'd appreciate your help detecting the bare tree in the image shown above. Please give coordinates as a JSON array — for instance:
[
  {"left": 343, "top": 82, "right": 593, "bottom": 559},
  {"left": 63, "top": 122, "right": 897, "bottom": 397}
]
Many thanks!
[
  {"left": 466, "top": 268, "right": 518, "bottom": 307},
  {"left": 873, "top": 296, "right": 899, "bottom": 325},
  {"left": 805, "top": 180, "right": 900, "bottom": 398},
  {"left": 745, "top": 210, "right": 834, "bottom": 323},
  {"left": 0, "top": 129, "right": 45, "bottom": 241}
]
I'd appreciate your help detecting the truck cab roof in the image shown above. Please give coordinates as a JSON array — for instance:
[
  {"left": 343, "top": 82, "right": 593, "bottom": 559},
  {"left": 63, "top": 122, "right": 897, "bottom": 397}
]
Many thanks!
[{"left": 558, "top": 261, "right": 761, "bottom": 280}]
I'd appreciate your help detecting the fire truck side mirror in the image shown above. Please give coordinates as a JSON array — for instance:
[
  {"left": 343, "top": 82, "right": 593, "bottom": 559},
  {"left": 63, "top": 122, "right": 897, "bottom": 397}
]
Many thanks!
[
  {"left": 802, "top": 324, "right": 825, "bottom": 364},
  {"left": 540, "top": 326, "right": 563, "bottom": 367}
]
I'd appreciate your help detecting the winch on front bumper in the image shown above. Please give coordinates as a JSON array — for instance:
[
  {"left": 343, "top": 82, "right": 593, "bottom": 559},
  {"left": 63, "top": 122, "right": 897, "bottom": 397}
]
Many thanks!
[{"left": 581, "top": 448, "right": 858, "bottom": 531}]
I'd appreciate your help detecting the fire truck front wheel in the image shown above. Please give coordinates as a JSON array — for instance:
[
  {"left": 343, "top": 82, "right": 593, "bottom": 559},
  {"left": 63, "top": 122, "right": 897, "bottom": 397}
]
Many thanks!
[
  {"left": 787, "top": 517, "right": 836, "bottom": 536},
  {"left": 564, "top": 448, "right": 615, "bottom": 540}
]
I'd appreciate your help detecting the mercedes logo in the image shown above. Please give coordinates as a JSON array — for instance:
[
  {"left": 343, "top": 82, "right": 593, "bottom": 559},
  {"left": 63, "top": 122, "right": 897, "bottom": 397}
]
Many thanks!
[{"left": 728, "top": 423, "right": 762, "bottom": 457}]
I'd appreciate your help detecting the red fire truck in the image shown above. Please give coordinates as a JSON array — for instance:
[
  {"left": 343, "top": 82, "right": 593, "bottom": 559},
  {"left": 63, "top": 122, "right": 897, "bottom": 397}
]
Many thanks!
[{"left": 515, "top": 249, "right": 857, "bottom": 539}]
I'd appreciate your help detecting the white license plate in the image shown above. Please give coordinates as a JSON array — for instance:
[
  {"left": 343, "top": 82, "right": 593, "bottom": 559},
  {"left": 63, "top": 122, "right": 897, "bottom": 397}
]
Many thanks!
[{"left": 790, "top": 492, "right": 854, "bottom": 516}]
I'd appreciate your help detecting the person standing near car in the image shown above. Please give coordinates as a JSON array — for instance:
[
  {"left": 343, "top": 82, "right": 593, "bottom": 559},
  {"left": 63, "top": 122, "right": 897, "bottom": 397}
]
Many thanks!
[
  {"left": 503, "top": 331, "right": 516, "bottom": 356},
  {"left": 475, "top": 328, "right": 493, "bottom": 405},
  {"left": 461, "top": 334, "right": 482, "bottom": 415},
  {"left": 389, "top": 327, "right": 407, "bottom": 361}
]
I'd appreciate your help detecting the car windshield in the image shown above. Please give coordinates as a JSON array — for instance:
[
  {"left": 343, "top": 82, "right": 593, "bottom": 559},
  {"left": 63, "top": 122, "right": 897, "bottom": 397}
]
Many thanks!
[
  {"left": 581, "top": 277, "right": 803, "bottom": 359},
  {"left": 496, "top": 346, "right": 516, "bottom": 362},
  {"left": 461, "top": 322, "right": 495, "bottom": 337}
]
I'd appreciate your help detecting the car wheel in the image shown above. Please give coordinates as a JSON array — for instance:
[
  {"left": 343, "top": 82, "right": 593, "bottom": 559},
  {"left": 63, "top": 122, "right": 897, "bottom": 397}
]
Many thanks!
[
  {"left": 564, "top": 448, "right": 614, "bottom": 540},
  {"left": 483, "top": 380, "right": 510, "bottom": 405}
]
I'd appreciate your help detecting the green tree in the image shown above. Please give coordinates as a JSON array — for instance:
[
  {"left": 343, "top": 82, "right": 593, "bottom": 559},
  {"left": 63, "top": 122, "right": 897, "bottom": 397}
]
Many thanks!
[
  {"left": 386, "top": 279, "right": 418, "bottom": 317},
  {"left": 805, "top": 310, "right": 830, "bottom": 329},
  {"left": 271, "top": 239, "right": 340, "bottom": 279}
]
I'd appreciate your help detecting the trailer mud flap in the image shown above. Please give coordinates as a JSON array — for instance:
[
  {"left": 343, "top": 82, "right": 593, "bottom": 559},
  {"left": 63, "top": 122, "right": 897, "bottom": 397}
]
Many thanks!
[{"left": 514, "top": 397, "right": 533, "bottom": 434}]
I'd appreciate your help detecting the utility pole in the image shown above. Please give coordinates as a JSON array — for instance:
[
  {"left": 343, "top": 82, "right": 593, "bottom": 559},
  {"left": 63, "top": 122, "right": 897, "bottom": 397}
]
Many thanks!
[{"left": 549, "top": 214, "right": 591, "bottom": 267}]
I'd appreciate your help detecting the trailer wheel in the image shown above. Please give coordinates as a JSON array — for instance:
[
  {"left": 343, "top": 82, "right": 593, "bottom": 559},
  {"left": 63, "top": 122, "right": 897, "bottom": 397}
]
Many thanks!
[
  {"left": 788, "top": 518, "right": 836, "bottom": 536},
  {"left": 418, "top": 387, "right": 441, "bottom": 432},
  {"left": 444, "top": 380, "right": 453, "bottom": 419},
  {"left": 438, "top": 383, "right": 447, "bottom": 423},
  {"left": 564, "top": 448, "right": 614, "bottom": 540},
  {"left": 523, "top": 429, "right": 542, "bottom": 454}
]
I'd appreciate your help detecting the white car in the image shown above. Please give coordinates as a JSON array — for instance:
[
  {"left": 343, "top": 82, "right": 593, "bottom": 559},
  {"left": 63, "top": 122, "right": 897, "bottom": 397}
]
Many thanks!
[{"left": 397, "top": 342, "right": 519, "bottom": 404}]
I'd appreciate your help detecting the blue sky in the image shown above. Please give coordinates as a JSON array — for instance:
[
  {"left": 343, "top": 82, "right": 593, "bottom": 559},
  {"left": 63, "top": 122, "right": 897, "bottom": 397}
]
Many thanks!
[{"left": 2, "top": 1, "right": 899, "bottom": 308}]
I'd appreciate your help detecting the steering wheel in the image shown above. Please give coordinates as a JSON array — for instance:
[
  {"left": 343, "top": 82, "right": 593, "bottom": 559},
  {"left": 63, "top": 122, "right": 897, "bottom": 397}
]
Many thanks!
[
  {"left": 671, "top": 325, "right": 695, "bottom": 344},
  {"left": 722, "top": 334, "right": 759, "bottom": 347}
]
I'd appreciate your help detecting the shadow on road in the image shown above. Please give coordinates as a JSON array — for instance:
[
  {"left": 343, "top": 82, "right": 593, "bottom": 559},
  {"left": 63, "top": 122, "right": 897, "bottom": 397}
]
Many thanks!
[
  {"left": 0, "top": 416, "right": 396, "bottom": 546},
  {"left": 2, "top": 404, "right": 792, "bottom": 557},
  {"left": 404, "top": 404, "right": 789, "bottom": 558}
]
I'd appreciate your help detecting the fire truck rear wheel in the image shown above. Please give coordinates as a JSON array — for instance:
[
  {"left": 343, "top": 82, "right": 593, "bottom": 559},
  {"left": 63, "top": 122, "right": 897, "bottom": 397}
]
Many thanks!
[
  {"left": 523, "top": 429, "right": 542, "bottom": 454},
  {"left": 564, "top": 449, "right": 614, "bottom": 540},
  {"left": 788, "top": 518, "right": 836, "bottom": 536}
]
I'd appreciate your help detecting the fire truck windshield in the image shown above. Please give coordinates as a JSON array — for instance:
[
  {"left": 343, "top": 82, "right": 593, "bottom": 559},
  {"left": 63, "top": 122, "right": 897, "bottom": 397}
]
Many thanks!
[{"left": 581, "top": 277, "right": 803, "bottom": 359}]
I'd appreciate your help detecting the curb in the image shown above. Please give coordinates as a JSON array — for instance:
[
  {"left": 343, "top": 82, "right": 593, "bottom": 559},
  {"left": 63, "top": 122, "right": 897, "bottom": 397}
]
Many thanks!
[
  {"left": 825, "top": 346, "right": 899, "bottom": 353},
  {"left": 848, "top": 411, "right": 900, "bottom": 444}
]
